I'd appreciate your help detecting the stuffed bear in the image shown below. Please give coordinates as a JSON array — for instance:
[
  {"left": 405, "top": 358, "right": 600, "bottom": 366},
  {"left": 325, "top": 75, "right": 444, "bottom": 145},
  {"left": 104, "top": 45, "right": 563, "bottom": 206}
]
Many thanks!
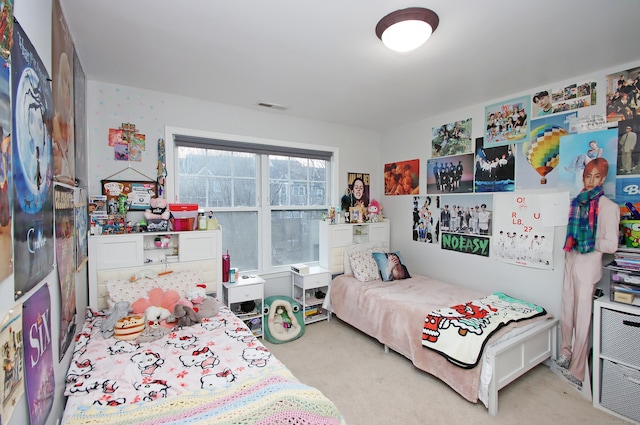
[
  {"left": 144, "top": 197, "right": 170, "bottom": 221},
  {"left": 186, "top": 286, "right": 220, "bottom": 320},
  {"left": 101, "top": 301, "right": 132, "bottom": 338},
  {"left": 171, "top": 304, "right": 200, "bottom": 327}
]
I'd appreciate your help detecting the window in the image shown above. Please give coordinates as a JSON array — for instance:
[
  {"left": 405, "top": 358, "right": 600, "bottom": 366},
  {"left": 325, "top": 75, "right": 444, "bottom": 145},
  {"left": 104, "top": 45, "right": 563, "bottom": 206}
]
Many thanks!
[{"left": 173, "top": 135, "right": 332, "bottom": 273}]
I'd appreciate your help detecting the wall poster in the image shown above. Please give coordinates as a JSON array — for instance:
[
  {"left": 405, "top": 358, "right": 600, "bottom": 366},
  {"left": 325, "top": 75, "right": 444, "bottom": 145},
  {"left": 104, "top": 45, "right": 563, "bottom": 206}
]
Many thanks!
[
  {"left": 101, "top": 179, "right": 158, "bottom": 212},
  {"left": 484, "top": 95, "right": 531, "bottom": 147},
  {"left": 493, "top": 193, "right": 554, "bottom": 269},
  {"left": 23, "top": 284, "right": 54, "bottom": 425},
  {"left": 11, "top": 22, "right": 54, "bottom": 299},
  {"left": 383, "top": 159, "right": 419, "bottom": 195},
  {"left": 412, "top": 196, "right": 440, "bottom": 244},
  {"left": 54, "top": 184, "right": 76, "bottom": 360},
  {"left": 0, "top": 305, "right": 24, "bottom": 423},
  {"left": 0, "top": 53, "right": 11, "bottom": 282}
]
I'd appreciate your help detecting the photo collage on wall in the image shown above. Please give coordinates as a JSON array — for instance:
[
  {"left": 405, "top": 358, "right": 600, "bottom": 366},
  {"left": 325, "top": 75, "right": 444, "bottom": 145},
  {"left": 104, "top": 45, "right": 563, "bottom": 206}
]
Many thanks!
[{"left": 395, "top": 69, "right": 640, "bottom": 263}]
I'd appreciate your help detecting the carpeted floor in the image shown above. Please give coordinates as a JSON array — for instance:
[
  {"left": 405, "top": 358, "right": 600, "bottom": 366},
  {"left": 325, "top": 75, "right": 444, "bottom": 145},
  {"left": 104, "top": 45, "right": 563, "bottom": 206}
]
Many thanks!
[{"left": 264, "top": 317, "right": 631, "bottom": 425}]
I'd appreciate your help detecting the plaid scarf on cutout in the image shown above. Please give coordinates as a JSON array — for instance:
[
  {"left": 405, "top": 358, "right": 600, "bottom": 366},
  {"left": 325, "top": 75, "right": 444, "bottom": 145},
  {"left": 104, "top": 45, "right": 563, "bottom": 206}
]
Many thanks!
[{"left": 563, "top": 186, "right": 604, "bottom": 253}]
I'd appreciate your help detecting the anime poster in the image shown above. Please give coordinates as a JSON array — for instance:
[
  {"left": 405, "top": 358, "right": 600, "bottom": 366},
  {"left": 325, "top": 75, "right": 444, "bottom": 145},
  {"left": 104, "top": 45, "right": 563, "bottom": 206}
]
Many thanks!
[
  {"left": 605, "top": 67, "right": 640, "bottom": 124},
  {"left": 412, "top": 196, "right": 440, "bottom": 244},
  {"left": 431, "top": 118, "right": 472, "bottom": 158},
  {"left": 557, "top": 129, "right": 618, "bottom": 198},
  {"left": 75, "top": 187, "right": 88, "bottom": 269},
  {"left": 531, "top": 81, "right": 596, "bottom": 118},
  {"left": 23, "top": 284, "right": 54, "bottom": 425},
  {"left": 0, "top": 306, "right": 24, "bottom": 423},
  {"left": 493, "top": 193, "right": 555, "bottom": 269},
  {"left": 0, "top": 54, "right": 11, "bottom": 282},
  {"left": 11, "top": 23, "right": 54, "bottom": 299},
  {"left": 515, "top": 112, "right": 577, "bottom": 190},
  {"left": 617, "top": 118, "right": 640, "bottom": 176},
  {"left": 439, "top": 194, "right": 493, "bottom": 257},
  {"left": 52, "top": 0, "right": 75, "bottom": 186},
  {"left": 383, "top": 159, "right": 419, "bottom": 195},
  {"left": 484, "top": 95, "right": 530, "bottom": 147},
  {"left": 426, "top": 153, "right": 474, "bottom": 194},
  {"left": 0, "top": 1, "right": 13, "bottom": 60},
  {"left": 54, "top": 184, "right": 76, "bottom": 360},
  {"left": 474, "top": 137, "right": 515, "bottom": 193}
]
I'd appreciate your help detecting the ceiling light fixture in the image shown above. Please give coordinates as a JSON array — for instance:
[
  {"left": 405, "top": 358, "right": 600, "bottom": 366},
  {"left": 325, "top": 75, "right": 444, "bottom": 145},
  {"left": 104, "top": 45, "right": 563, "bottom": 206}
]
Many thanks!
[{"left": 375, "top": 7, "right": 439, "bottom": 53}]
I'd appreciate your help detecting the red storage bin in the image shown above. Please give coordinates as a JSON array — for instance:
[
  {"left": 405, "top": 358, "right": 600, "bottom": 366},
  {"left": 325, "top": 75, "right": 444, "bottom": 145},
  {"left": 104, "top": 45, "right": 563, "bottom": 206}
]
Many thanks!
[{"left": 169, "top": 204, "right": 199, "bottom": 230}]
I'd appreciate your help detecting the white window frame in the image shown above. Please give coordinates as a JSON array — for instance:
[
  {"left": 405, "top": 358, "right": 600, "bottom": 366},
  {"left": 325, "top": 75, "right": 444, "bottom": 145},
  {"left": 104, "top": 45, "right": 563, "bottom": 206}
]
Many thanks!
[{"left": 164, "top": 126, "right": 340, "bottom": 273}]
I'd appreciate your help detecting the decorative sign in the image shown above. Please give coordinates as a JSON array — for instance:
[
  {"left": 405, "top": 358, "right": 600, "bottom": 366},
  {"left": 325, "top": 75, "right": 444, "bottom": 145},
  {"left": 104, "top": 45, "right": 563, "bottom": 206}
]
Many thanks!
[
  {"left": 441, "top": 233, "right": 490, "bottom": 257},
  {"left": 101, "top": 179, "right": 158, "bottom": 212}
]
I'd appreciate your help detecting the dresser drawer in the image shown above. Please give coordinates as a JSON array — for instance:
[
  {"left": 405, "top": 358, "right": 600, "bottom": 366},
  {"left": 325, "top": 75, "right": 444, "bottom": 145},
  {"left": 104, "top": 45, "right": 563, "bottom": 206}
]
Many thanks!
[
  {"left": 293, "top": 271, "right": 330, "bottom": 290},
  {"left": 226, "top": 283, "right": 263, "bottom": 304},
  {"left": 600, "top": 307, "right": 640, "bottom": 368},
  {"left": 600, "top": 360, "right": 640, "bottom": 422}
]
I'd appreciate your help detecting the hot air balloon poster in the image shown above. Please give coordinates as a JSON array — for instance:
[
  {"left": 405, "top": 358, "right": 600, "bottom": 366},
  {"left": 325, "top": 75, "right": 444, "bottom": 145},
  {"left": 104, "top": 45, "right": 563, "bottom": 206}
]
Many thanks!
[
  {"left": 515, "top": 112, "right": 576, "bottom": 190},
  {"left": 557, "top": 129, "right": 618, "bottom": 198}
]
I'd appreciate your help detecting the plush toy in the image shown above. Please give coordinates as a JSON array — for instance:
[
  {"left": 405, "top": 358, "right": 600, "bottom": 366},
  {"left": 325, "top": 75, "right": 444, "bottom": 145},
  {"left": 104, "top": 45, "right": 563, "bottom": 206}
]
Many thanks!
[
  {"left": 170, "top": 304, "right": 200, "bottom": 327},
  {"left": 185, "top": 286, "right": 207, "bottom": 304},
  {"left": 193, "top": 297, "right": 220, "bottom": 321},
  {"left": 144, "top": 197, "right": 170, "bottom": 221},
  {"left": 132, "top": 288, "right": 192, "bottom": 328},
  {"left": 137, "top": 312, "right": 171, "bottom": 343},
  {"left": 129, "top": 269, "right": 158, "bottom": 282},
  {"left": 367, "top": 199, "right": 381, "bottom": 223},
  {"left": 100, "top": 301, "right": 132, "bottom": 338}
]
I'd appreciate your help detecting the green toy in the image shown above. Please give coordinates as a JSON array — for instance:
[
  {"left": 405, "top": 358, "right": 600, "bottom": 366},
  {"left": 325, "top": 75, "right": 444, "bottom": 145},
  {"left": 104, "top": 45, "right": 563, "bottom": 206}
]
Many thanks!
[{"left": 263, "top": 295, "right": 305, "bottom": 344}]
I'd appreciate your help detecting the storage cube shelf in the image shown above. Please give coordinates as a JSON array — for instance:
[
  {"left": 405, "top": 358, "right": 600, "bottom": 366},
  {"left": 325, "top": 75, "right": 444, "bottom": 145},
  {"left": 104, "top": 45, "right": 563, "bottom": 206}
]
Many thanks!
[
  {"left": 223, "top": 276, "right": 265, "bottom": 338},
  {"left": 592, "top": 298, "right": 640, "bottom": 424}
]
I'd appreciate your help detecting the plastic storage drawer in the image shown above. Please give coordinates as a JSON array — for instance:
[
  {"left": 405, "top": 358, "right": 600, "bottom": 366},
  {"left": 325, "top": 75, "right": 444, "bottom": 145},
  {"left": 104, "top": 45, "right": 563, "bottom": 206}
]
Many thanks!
[
  {"left": 600, "top": 359, "right": 640, "bottom": 422},
  {"left": 600, "top": 307, "right": 640, "bottom": 368}
]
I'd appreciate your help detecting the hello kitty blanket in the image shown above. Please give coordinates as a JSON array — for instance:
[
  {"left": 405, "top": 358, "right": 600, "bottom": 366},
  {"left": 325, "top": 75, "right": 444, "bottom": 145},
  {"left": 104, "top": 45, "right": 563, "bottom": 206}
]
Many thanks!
[
  {"left": 421, "top": 292, "right": 546, "bottom": 368},
  {"left": 63, "top": 305, "right": 345, "bottom": 424}
]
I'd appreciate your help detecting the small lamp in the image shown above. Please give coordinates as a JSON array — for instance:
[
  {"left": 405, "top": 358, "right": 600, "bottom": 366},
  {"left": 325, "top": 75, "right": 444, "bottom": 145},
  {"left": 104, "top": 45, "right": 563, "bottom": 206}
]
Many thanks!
[{"left": 375, "top": 7, "right": 439, "bottom": 53}]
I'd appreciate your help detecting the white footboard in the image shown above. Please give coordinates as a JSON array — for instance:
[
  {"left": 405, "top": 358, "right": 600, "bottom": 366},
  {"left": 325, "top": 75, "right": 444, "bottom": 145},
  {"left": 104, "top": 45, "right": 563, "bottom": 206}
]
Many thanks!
[{"left": 486, "top": 318, "right": 559, "bottom": 415}]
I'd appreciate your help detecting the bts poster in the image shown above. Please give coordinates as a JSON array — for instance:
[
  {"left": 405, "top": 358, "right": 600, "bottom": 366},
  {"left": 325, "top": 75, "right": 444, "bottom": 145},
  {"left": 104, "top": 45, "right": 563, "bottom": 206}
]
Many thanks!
[
  {"left": 11, "top": 23, "right": 54, "bottom": 298},
  {"left": 54, "top": 184, "right": 76, "bottom": 360},
  {"left": 23, "top": 284, "right": 54, "bottom": 425}
]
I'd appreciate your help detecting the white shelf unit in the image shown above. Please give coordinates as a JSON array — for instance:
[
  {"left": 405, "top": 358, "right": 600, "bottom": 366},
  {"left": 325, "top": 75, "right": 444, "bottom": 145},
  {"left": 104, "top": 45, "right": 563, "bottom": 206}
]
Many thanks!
[
  {"left": 592, "top": 297, "right": 640, "bottom": 424},
  {"left": 223, "top": 276, "right": 265, "bottom": 338},
  {"left": 292, "top": 266, "right": 331, "bottom": 324},
  {"left": 88, "top": 230, "right": 222, "bottom": 307},
  {"left": 319, "top": 221, "right": 390, "bottom": 274}
]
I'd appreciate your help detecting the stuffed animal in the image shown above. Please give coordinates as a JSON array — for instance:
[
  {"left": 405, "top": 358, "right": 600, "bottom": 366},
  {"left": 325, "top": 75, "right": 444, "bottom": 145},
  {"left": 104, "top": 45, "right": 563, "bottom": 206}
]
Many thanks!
[
  {"left": 136, "top": 307, "right": 171, "bottom": 342},
  {"left": 193, "top": 297, "right": 220, "bottom": 321},
  {"left": 132, "top": 288, "right": 192, "bottom": 328},
  {"left": 144, "top": 197, "right": 170, "bottom": 221},
  {"left": 185, "top": 286, "right": 207, "bottom": 304},
  {"left": 129, "top": 269, "right": 158, "bottom": 282},
  {"left": 171, "top": 304, "right": 200, "bottom": 327},
  {"left": 367, "top": 199, "right": 381, "bottom": 223},
  {"left": 101, "top": 301, "right": 133, "bottom": 338}
]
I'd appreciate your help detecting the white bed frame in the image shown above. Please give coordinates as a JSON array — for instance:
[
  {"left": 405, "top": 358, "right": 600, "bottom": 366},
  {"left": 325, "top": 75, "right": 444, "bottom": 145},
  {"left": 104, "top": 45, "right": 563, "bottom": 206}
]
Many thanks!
[{"left": 383, "top": 317, "right": 558, "bottom": 415}]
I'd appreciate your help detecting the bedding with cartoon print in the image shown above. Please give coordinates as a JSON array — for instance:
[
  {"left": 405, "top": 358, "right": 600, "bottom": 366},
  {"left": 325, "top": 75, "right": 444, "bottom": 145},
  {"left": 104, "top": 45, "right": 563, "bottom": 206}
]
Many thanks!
[{"left": 63, "top": 305, "right": 282, "bottom": 407}]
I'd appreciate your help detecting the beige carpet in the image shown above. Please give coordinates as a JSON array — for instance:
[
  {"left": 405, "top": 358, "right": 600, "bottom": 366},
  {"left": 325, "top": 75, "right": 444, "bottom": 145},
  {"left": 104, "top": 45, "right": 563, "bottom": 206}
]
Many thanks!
[{"left": 264, "top": 317, "right": 631, "bottom": 425}]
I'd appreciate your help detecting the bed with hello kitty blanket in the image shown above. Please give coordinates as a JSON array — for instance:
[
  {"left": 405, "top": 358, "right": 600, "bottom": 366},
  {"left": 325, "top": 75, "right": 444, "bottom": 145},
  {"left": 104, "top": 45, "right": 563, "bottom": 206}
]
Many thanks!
[{"left": 61, "top": 271, "right": 345, "bottom": 425}]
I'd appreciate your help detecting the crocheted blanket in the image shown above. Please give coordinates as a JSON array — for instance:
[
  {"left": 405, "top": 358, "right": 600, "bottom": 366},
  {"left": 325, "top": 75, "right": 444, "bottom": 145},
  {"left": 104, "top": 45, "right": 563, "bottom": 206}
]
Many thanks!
[
  {"left": 63, "top": 363, "right": 346, "bottom": 425},
  {"left": 421, "top": 292, "right": 546, "bottom": 368}
]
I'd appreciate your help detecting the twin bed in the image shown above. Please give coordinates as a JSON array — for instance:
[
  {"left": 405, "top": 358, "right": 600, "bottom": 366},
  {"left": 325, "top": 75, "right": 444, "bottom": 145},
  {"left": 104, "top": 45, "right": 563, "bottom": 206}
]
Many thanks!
[
  {"left": 63, "top": 242, "right": 558, "bottom": 423},
  {"left": 323, "top": 242, "right": 559, "bottom": 415},
  {"left": 61, "top": 268, "right": 346, "bottom": 425}
]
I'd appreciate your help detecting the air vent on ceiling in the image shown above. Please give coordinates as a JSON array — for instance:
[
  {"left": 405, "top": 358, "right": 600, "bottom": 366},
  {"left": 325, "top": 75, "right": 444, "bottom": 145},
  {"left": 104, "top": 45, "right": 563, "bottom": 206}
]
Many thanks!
[{"left": 257, "top": 101, "right": 287, "bottom": 111}]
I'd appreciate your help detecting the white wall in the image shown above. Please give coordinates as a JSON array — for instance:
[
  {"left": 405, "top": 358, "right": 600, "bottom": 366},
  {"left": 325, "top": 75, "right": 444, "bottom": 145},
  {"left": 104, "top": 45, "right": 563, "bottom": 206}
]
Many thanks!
[{"left": 380, "top": 58, "right": 640, "bottom": 320}]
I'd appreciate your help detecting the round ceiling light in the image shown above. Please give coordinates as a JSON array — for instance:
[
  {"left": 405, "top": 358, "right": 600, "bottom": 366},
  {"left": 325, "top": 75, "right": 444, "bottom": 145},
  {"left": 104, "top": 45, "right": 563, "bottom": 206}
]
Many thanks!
[{"left": 375, "top": 7, "right": 439, "bottom": 53}]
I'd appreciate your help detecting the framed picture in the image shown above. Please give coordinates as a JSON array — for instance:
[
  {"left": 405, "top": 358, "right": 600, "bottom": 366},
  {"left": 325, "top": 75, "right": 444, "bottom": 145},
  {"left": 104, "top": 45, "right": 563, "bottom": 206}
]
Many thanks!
[
  {"left": 350, "top": 206, "right": 365, "bottom": 223},
  {"left": 101, "top": 179, "right": 159, "bottom": 212}
]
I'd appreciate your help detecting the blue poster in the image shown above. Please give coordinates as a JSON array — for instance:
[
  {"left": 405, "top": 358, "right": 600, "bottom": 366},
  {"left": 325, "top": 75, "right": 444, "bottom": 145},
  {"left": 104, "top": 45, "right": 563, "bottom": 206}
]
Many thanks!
[{"left": 11, "top": 22, "right": 54, "bottom": 298}]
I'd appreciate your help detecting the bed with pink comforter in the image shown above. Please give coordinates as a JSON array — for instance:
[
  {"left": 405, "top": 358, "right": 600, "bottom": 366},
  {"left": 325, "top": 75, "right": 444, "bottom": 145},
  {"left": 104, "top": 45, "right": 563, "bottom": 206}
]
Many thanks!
[{"left": 325, "top": 273, "right": 552, "bottom": 406}]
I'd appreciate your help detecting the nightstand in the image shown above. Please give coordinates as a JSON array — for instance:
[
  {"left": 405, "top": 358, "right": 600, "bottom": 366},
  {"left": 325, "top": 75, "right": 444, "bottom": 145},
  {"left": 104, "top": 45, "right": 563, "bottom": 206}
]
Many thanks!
[
  {"left": 223, "top": 275, "right": 265, "bottom": 337},
  {"left": 292, "top": 266, "right": 331, "bottom": 324}
]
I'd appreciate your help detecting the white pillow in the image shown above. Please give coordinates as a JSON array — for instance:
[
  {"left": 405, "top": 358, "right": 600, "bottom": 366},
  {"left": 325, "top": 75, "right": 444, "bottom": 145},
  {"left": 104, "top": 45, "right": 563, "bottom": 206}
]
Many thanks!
[
  {"left": 349, "top": 249, "right": 380, "bottom": 282},
  {"left": 343, "top": 242, "right": 388, "bottom": 275},
  {"left": 105, "top": 270, "right": 203, "bottom": 308}
]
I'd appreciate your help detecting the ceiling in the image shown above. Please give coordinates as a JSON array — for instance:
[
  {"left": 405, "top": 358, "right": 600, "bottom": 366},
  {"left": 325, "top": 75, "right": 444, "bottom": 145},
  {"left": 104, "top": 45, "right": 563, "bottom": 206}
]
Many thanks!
[{"left": 59, "top": 0, "right": 640, "bottom": 131}]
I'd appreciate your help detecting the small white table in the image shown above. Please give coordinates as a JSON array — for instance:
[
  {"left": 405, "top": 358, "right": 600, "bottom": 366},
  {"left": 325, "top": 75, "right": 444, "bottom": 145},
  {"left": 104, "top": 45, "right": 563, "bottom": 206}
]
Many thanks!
[
  {"left": 223, "top": 275, "right": 265, "bottom": 337},
  {"left": 292, "top": 266, "right": 331, "bottom": 324}
]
